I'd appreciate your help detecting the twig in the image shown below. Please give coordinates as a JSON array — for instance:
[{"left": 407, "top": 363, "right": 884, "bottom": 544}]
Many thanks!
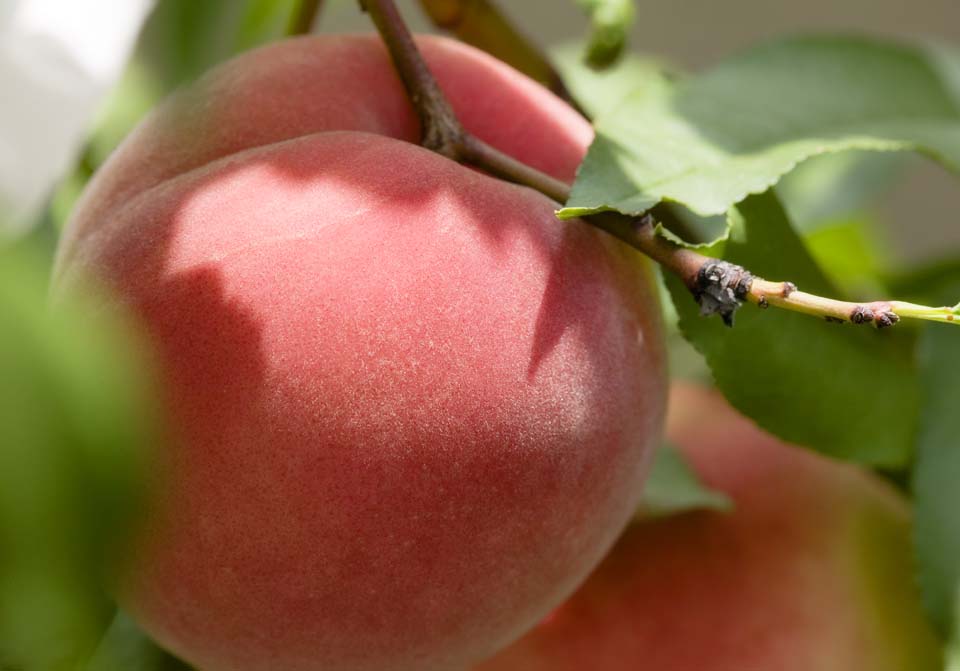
[
  {"left": 289, "top": 0, "right": 325, "bottom": 35},
  {"left": 359, "top": 0, "right": 960, "bottom": 329},
  {"left": 360, "top": 0, "right": 464, "bottom": 158},
  {"left": 460, "top": 135, "right": 570, "bottom": 204}
]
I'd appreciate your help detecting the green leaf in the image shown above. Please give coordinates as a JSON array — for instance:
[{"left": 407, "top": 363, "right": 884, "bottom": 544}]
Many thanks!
[
  {"left": 574, "top": 0, "right": 635, "bottom": 68},
  {"left": 561, "top": 36, "right": 960, "bottom": 222},
  {"left": 235, "top": 0, "right": 301, "bottom": 50},
  {"left": 911, "top": 275, "right": 960, "bottom": 642},
  {"left": 638, "top": 442, "right": 731, "bottom": 518},
  {"left": 776, "top": 150, "right": 906, "bottom": 231},
  {"left": 88, "top": 62, "right": 165, "bottom": 168},
  {"left": 86, "top": 613, "right": 192, "bottom": 671},
  {"left": 802, "top": 217, "right": 890, "bottom": 297},
  {"left": 0, "top": 244, "right": 158, "bottom": 669},
  {"left": 665, "top": 191, "right": 919, "bottom": 466},
  {"left": 551, "top": 42, "right": 673, "bottom": 120},
  {"left": 888, "top": 259, "right": 960, "bottom": 303}
]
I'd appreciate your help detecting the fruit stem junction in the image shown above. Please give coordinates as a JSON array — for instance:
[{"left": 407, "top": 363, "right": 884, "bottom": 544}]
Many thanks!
[{"left": 359, "top": 0, "right": 959, "bottom": 329}]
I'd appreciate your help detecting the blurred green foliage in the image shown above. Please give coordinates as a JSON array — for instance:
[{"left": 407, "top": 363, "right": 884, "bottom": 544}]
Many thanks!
[
  {"left": 85, "top": 613, "right": 190, "bottom": 671},
  {"left": 777, "top": 150, "right": 903, "bottom": 297},
  {"left": 0, "top": 243, "right": 158, "bottom": 670},
  {"left": 638, "top": 443, "right": 731, "bottom": 518},
  {"left": 18, "top": 2, "right": 306, "bottom": 664},
  {"left": 906, "top": 268, "right": 960, "bottom": 647},
  {"left": 778, "top": 151, "right": 905, "bottom": 232},
  {"left": 139, "top": 0, "right": 299, "bottom": 90},
  {"left": 913, "top": 310, "right": 960, "bottom": 640}
]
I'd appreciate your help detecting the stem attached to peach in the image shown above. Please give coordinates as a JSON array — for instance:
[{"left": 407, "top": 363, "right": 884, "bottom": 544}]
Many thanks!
[{"left": 360, "top": 0, "right": 959, "bottom": 329}]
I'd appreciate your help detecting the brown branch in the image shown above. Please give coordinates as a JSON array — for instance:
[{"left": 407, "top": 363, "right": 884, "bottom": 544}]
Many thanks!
[
  {"left": 360, "top": 0, "right": 464, "bottom": 158},
  {"left": 359, "top": 0, "right": 959, "bottom": 329},
  {"left": 460, "top": 135, "right": 571, "bottom": 204}
]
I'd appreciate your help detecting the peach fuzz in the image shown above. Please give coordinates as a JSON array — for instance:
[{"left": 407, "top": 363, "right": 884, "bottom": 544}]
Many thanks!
[
  {"left": 54, "top": 35, "right": 667, "bottom": 671},
  {"left": 476, "top": 384, "right": 941, "bottom": 671}
]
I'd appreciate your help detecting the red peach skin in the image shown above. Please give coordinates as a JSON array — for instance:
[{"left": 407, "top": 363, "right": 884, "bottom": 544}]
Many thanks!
[
  {"left": 476, "top": 384, "right": 941, "bottom": 671},
  {"left": 54, "top": 35, "right": 667, "bottom": 671}
]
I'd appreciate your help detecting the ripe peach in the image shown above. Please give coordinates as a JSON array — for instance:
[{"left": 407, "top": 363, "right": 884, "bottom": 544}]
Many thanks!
[
  {"left": 476, "top": 384, "right": 941, "bottom": 671},
  {"left": 53, "top": 35, "right": 666, "bottom": 671}
]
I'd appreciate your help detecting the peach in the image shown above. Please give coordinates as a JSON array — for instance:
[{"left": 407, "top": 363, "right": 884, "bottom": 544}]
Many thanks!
[
  {"left": 53, "top": 35, "right": 666, "bottom": 671},
  {"left": 476, "top": 384, "right": 941, "bottom": 671}
]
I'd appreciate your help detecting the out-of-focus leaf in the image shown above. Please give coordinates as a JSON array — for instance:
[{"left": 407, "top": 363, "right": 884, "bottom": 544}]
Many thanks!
[
  {"left": 775, "top": 149, "right": 901, "bottom": 297},
  {"left": 665, "top": 332, "right": 711, "bottom": 383},
  {"left": 48, "top": 164, "right": 92, "bottom": 233},
  {"left": 950, "top": 595, "right": 960, "bottom": 671},
  {"left": 561, "top": 36, "right": 960, "bottom": 226},
  {"left": 777, "top": 150, "right": 906, "bottom": 231},
  {"left": 236, "top": 0, "right": 300, "bottom": 50},
  {"left": 574, "top": 0, "right": 634, "bottom": 68},
  {"left": 86, "top": 613, "right": 192, "bottom": 671},
  {"left": 949, "top": 637, "right": 960, "bottom": 671},
  {"left": 665, "top": 191, "right": 919, "bottom": 467},
  {"left": 803, "top": 218, "right": 890, "bottom": 297},
  {"left": 889, "top": 259, "right": 960, "bottom": 302},
  {"left": 0, "top": 244, "right": 158, "bottom": 669},
  {"left": 638, "top": 442, "right": 731, "bottom": 518},
  {"left": 910, "top": 273, "right": 960, "bottom": 643},
  {"left": 139, "top": 0, "right": 297, "bottom": 90},
  {"left": 0, "top": 0, "right": 155, "bottom": 234},
  {"left": 138, "top": 1, "right": 235, "bottom": 88},
  {"left": 48, "top": 61, "right": 163, "bottom": 233},
  {"left": 87, "top": 61, "right": 164, "bottom": 167},
  {"left": 550, "top": 42, "right": 672, "bottom": 120}
]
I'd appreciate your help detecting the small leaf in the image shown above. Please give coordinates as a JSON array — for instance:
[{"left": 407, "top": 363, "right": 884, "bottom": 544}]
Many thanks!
[
  {"left": 561, "top": 36, "right": 960, "bottom": 224},
  {"left": 638, "top": 442, "right": 732, "bottom": 518},
  {"left": 665, "top": 191, "right": 919, "bottom": 466},
  {"left": 574, "top": 0, "right": 635, "bottom": 68},
  {"left": 86, "top": 612, "right": 192, "bottom": 671}
]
